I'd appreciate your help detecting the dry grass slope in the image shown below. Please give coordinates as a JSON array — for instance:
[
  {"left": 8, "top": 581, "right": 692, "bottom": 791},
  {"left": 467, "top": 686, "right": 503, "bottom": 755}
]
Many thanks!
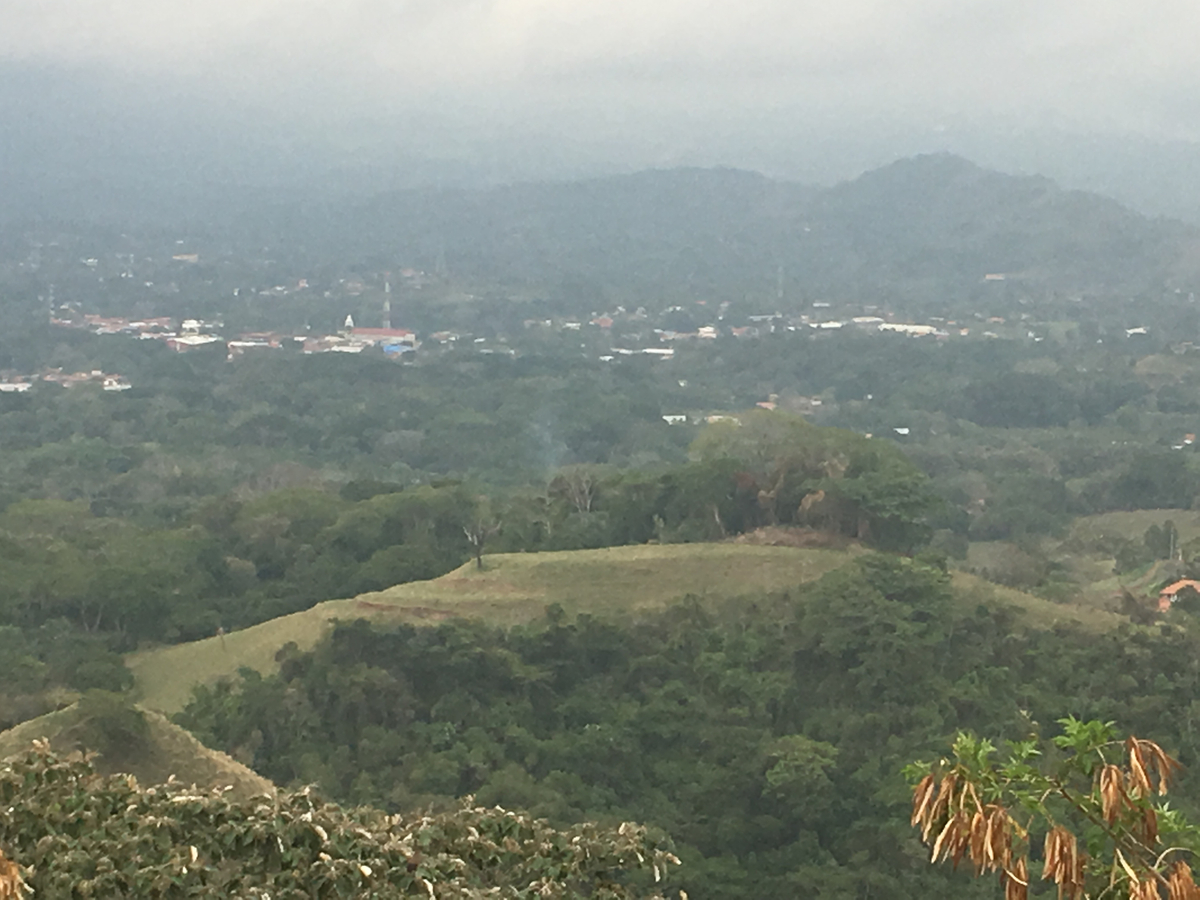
[
  {"left": 127, "top": 542, "right": 1127, "bottom": 717},
  {"left": 950, "top": 571, "right": 1123, "bottom": 631},
  {"left": 128, "top": 544, "right": 854, "bottom": 714},
  {"left": 0, "top": 705, "right": 275, "bottom": 800}
]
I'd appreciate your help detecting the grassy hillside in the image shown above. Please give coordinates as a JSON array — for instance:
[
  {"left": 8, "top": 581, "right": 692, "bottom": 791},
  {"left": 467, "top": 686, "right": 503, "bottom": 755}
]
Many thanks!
[
  {"left": 961, "top": 510, "right": 1200, "bottom": 612},
  {"left": 0, "top": 704, "right": 275, "bottom": 799},
  {"left": 129, "top": 544, "right": 854, "bottom": 713},
  {"left": 1067, "top": 509, "right": 1200, "bottom": 546},
  {"left": 949, "top": 570, "right": 1122, "bottom": 631},
  {"left": 129, "top": 542, "right": 1125, "bottom": 716}
]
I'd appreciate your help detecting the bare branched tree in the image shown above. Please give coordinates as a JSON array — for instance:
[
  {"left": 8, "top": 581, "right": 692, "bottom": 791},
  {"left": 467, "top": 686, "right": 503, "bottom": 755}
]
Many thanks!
[
  {"left": 548, "top": 465, "right": 608, "bottom": 514},
  {"left": 464, "top": 520, "right": 501, "bottom": 570}
]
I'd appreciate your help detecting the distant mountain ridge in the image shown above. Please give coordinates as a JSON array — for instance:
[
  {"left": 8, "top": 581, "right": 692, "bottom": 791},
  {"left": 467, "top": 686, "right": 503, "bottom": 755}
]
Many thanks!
[
  {"left": 5, "top": 145, "right": 1197, "bottom": 303},
  {"left": 275, "top": 153, "right": 1198, "bottom": 303},
  {"left": 802, "top": 154, "right": 1196, "bottom": 293}
]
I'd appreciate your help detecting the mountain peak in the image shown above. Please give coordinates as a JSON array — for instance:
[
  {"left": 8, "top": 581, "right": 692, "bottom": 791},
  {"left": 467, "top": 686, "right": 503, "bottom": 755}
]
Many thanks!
[{"left": 835, "top": 152, "right": 1037, "bottom": 197}]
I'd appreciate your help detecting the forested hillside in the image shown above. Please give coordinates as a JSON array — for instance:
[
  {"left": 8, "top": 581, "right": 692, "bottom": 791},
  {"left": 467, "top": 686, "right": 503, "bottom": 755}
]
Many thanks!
[
  {"left": 177, "top": 554, "right": 1200, "bottom": 900},
  {"left": 258, "top": 155, "right": 1197, "bottom": 302}
]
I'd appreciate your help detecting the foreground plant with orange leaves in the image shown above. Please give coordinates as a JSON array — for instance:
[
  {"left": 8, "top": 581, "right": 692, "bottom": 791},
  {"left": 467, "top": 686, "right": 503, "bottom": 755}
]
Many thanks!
[
  {"left": 0, "top": 848, "right": 28, "bottom": 900},
  {"left": 909, "top": 718, "right": 1200, "bottom": 900}
]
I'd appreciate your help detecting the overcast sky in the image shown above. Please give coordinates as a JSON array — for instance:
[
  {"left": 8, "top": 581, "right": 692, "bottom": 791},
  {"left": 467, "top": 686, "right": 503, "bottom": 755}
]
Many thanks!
[
  {"left": 3, "top": 0, "right": 1196, "bottom": 131},
  {"left": 4, "top": 0, "right": 1200, "bottom": 197}
]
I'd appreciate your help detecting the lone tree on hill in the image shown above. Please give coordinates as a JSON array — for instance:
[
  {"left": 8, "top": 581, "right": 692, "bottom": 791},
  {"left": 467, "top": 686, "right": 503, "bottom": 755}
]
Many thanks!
[
  {"left": 464, "top": 519, "right": 501, "bottom": 569},
  {"left": 463, "top": 497, "right": 502, "bottom": 569}
]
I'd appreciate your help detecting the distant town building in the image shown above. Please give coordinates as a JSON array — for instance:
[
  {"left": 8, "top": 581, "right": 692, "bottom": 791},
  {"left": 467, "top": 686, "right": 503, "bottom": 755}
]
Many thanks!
[
  {"left": 167, "top": 334, "right": 223, "bottom": 352},
  {"left": 40, "top": 369, "right": 131, "bottom": 390},
  {"left": 349, "top": 327, "right": 418, "bottom": 351},
  {"left": 879, "top": 323, "right": 937, "bottom": 336}
]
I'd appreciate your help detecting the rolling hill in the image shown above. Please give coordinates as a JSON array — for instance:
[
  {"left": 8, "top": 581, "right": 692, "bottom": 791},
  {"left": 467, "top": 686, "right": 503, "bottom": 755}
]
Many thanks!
[
  {"left": 127, "top": 541, "right": 1122, "bottom": 716},
  {"left": 803, "top": 153, "right": 1195, "bottom": 292},
  {"left": 128, "top": 543, "right": 851, "bottom": 713},
  {"left": 9, "top": 149, "right": 1193, "bottom": 306},
  {"left": 0, "top": 539, "right": 1127, "bottom": 806},
  {"left": 0, "top": 703, "right": 275, "bottom": 799}
]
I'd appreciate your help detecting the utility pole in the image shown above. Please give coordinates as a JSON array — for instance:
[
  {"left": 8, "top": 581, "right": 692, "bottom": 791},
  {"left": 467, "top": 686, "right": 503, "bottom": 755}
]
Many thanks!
[{"left": 383, "top": 277, "right": 392, "bottom": 329}]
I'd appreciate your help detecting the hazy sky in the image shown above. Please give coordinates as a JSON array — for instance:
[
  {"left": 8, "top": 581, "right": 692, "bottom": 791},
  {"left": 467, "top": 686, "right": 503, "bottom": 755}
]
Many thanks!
[
  {"left": 3, "top": 0, "right": 1197, "bottom": 137},
  {"left": 5, "top": 0, "right": 1200, "bottom": 211}
]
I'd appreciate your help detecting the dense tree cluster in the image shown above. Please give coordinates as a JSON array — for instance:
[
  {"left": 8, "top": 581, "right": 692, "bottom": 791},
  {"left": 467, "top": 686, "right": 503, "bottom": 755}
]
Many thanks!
[{"left": 0, "top": 305, "right": 1198, "bottom": 559}]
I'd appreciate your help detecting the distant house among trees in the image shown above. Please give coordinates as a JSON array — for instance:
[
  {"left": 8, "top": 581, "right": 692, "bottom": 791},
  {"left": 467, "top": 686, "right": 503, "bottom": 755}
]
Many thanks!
[{"left": 1158, "top": 579, "right": 1200, "bottom": 611}]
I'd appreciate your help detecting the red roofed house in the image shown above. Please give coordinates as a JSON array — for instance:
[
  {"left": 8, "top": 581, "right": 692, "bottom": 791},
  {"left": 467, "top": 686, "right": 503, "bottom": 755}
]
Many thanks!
[{"left": 1159, "top": 579, "right": 1200, "bottom": 612}]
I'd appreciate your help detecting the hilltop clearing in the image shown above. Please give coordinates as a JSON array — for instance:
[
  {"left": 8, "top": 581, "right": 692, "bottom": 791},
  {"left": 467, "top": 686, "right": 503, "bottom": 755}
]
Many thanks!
[
  {"left": 1067, "top": 508, "right": 1200, "bottom": 547},
  {"left": 129, "top": 541, "right": 1121, "bottom": 715},
  {"left": 128, "top": 543, "right": 852, "bottom": 713}
]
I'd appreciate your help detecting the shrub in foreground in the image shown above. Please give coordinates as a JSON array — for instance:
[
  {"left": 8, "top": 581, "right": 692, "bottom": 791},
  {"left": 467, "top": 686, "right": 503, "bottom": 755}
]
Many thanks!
[{"left": 0, "top": 741, "right": 678, "bottom": 899}]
